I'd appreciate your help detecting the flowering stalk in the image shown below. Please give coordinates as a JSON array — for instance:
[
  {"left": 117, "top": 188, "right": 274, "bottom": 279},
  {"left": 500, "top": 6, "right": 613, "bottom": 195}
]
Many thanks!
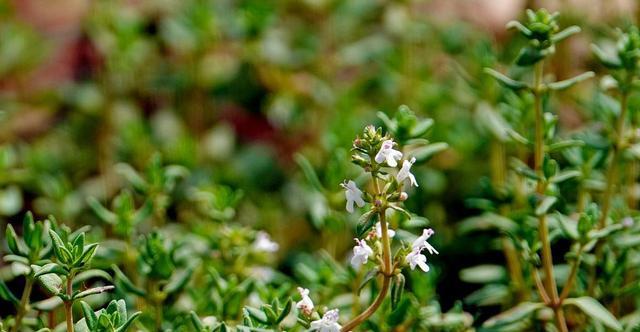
[
  {"left": 295, "top": 116, "right": 443, "bottom": 331},
  {"left": 340, "top": 211, "right": 391, "bottom": 332}
]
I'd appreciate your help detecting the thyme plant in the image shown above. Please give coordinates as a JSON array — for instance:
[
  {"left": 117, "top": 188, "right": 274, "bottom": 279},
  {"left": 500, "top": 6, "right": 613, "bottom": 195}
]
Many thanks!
[
  {"left": 469, "top": 8, "right": 640, "bottom": 332},
  {"left": 292, "top": 109, "right": 448, "bottom": 331}
]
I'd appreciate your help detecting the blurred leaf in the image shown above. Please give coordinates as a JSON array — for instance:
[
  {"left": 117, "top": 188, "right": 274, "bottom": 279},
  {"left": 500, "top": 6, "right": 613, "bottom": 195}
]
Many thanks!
[
  {"left": 483, "top": 302, "right": 544, "bottom": 328},
  {"left": 547, "top": 72, "right": 594, "bottom": 91},
  {"left": 484, "top": 68, "right": 529, "bottom": 90},
  {"left": 294, "top": 154, "right": 324, "bottom": 192},
  {"left": 563, "top": 297, "right": 622, "bottom": 331},
  {"left": 459, "top": 265, "right": 507, "bottom": 284}
]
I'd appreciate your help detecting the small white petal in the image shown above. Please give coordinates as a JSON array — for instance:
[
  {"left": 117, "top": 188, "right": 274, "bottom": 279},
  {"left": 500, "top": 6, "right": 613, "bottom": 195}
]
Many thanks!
[
  {"left": 375, "top": 140, "right": 403, "bottom": 167},
  {"left": 375, "top": 222, "right": 396, "bottom": 238},
  {"left": 342, "top": 180, "right": 365, "bottom": 213},
  {"left": 253, "top": 231, "right": 279, "bottom": 252},
  {"left": 310, "top": 309, "right": 341, "bottom": 332}
]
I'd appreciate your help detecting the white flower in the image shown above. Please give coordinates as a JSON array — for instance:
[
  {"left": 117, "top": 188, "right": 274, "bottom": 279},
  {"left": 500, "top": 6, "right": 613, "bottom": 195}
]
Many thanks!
[
  {"left": 623, "top": 216, "right": 634, "bottom": 228},
  {"left": 374, "top": 139, "right": 403, "bottom": 167},
  {"left": 296, "top": 287, "right": 314, "bottom": 316},
  {"left": 310, "top": 309, "right": 341, "bottom": 332},
  {"left": 350, "top": 238, "right": 373, "bottom": 268},
  {"left": 341, "top": 180, "right": 365, "bottom": 213},
  {"left": 406, "top": 248, "right": 430, "bottom": 272},
  {"left": 375, "top": 222, "right": 396, "bottom": 238},
  {"left": 253, "top": 231, "right": 279, "bottom": 252},
  {"left": 397, "top": 157, "right": 418, "bottom": 187},
  {"left": 411, "top": 228, "right": 438, "bottom": 255}
]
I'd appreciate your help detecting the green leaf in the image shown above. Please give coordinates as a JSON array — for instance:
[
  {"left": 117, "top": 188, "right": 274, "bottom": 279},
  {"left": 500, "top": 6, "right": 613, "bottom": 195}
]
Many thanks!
[
  {"left": 390, "top": 273, "right": 405, "bottom": 310},
  {"left": 262, "top": 305, "right": 277, "bottom": 324},
  {"left": 73, "top": 285, "right": 115, "bottom": 300},
  {"left": 77, "top": 243, "right": 99, "bottom": 266},
  {"left": 294, "top": 154, "right": 324, "bottom": 192},
  {"left": 4, "top": 254, "right": 29, "bottom": 265},
  {"left": 549, "top": 170, "right": 582, "bottom": 184},
  {"left": 73, "top": 269, "right": 113, "bottom": 285},
  {"left": 72, "top": 233, "right": 85, "bottom": 255},
  {"left": 563, "top": 297, "right": 622, "bottom": 331},
  {"left": 48, "top": 230, "right": 67, "bottom": 263},
  {"left": 547, "top": 72, "right": 594, "bottom": 91},
  {"left": 31, "top": 296, "right": 62, "bottom": 311},
  {"left": 387, "top": 297, "right": 411, "bottom": 326},
  {"left": 22, "top": 212, "right": 36, "bottom": 250},
  {"left": 516, "top": 46, "right": 549, "bottom": 66},
  {"left": 116, "top": 311, "right": 141, "bottom": 332},
  {"left": 388, "top": 204, "right": 412, "bottom": 219},
  {"left": 245, "top": 306, "right": 268, "bottom": 324},
  {"left": 551, "top": 25, "right": 581, "bottom": 43},
  {"left": 358, "top": 267, "right": 379, "bottom": 295},
  {"left": 276, "top": 299, "right": 292, "bottom": 324},
  {"left": 483, "top": 302, "right": 545, "bottom": 328},
  {"left": 409, "top": 118, "right": 434, "bottom": 138},
  {"left": 410, "top": 142, "right": 448, "bottom": 162},
  {"left": 475, "top": 102, "right": 512, "bottom": 142},
  {"left": 547, "top": 139, "right": 585, "bottom": 153},
  {"left": 356, "top": 210, "right": 377, "bottom": 238},
  {"left": 38, "top": 273, "right": 63, "bottom": 295},
  {"left": 112, "top": 265, "right": 146, "bottom": 297},
  {"left": 80, "top": 301, "right": 98, "bottom": 329},
  {"left": 457, "top": 213, "right": 518, "bottom": 235},
  {"left": 87, "top": 197, "right": 117, "bottom": 225},
  {"left": 163, "top": 264, "right": 194, "bottom": 295},
  {"left": 190, "top": 311, "right": 205, "bottom": 330},
  {"left": 591, "top": 44, "right": 622, "bottom": 69},
  {"left": 552, "top": 213, "right": 579, "bottom": 240},
  {"left": 535, "top": 196, "right": 557, "bottom": 216},
  {"left": 377, "top": 111, "right": 397, "bottom": 133},
  {"left": 6, "top": 224, "right": 26, "bottom": 256},
  {"left": 0, "top": 279, "right": 19, "bottom": 305},
  {"left": 115, "top": 164, "right": 148, "bottom": 193},
  {"left": 32, "top": 263, "right": 67, "bottom": 277},
  {"left": 511, "top": 159, "right": 541, "bottom": 181},
  {"left": 459, "top": 265, "right": 507, "bottom": 284},
  {"left": 464, "top": 284, "right": 510, "bottom": 306},
  {"left": 506, "top": 21, "right": 532, "bottom": 37}
]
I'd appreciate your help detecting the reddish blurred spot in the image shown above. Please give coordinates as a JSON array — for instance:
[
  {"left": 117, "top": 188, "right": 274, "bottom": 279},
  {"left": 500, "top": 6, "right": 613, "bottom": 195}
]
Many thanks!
[{"left": 218, "top": 103, "right": 307, "bottom": 163}]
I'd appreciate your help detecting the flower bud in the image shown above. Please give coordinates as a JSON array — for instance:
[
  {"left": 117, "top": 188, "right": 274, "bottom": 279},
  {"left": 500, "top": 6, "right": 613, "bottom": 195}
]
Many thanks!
[{"left": 399, "top": 192, "right": 408, "bottom": 201}]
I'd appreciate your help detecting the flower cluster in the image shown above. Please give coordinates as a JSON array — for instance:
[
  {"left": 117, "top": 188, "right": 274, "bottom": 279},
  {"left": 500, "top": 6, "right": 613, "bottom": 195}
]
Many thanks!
[
  {"left": 343, "top": 130, "right": 438, "bottom": 274},
  {"left": 296, "top": 287, "right": 342, "bottom": 332},
  {"left": 296, "top": 123, "right": 443, "bottom": 330}
]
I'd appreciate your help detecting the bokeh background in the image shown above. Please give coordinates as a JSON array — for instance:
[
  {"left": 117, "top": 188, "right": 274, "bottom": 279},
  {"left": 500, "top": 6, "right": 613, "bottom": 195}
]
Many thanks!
[{"left": 1, "top": 0, "right": 639, "bottom": 327}]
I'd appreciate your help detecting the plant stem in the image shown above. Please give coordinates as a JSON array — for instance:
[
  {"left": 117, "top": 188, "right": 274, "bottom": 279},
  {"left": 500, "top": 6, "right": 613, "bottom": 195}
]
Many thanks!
[
  {"left": 64, "top": 274, "right": 75, "bottom": 332},
  {"left": 588, "top": 83, "right": 630, "bottom": 295},
  {"left": 491, "top": 140, "right": 528, "bottom": 301},
  {"left": 599, "top": 88, "right": 628, "bottom": 228},
  {"left": 554, "top": 306, "right": 569, "bottom": 332},
  {"left": 11, "top": 277, "right": 34, "bottom": 332},
  {"left": 559, "top": 246, "right": 583, "bottom": 302},
  {"left": 532, "top": 270, "right": 551, "bottom": 304},
  {"left": 532, "top": 60, "right": 566, "bottom": 330},
  {"left": 149, "top": 279, "right": 164, "bottom": 331},
  {"left": 341, "top": 209, "right": 392, "bottom": 332}
]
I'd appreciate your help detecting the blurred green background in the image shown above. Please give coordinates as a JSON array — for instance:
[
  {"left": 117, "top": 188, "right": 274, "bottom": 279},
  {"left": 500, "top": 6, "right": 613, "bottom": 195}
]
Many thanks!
[{"left": 1, "top": 0, "right": 639, "bottom": 326}]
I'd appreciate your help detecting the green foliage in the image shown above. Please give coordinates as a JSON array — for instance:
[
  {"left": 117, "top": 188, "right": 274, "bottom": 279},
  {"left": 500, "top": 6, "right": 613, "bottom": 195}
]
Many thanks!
[{"left": 2, "top": 2, "right": 640, "bottom": 332}]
